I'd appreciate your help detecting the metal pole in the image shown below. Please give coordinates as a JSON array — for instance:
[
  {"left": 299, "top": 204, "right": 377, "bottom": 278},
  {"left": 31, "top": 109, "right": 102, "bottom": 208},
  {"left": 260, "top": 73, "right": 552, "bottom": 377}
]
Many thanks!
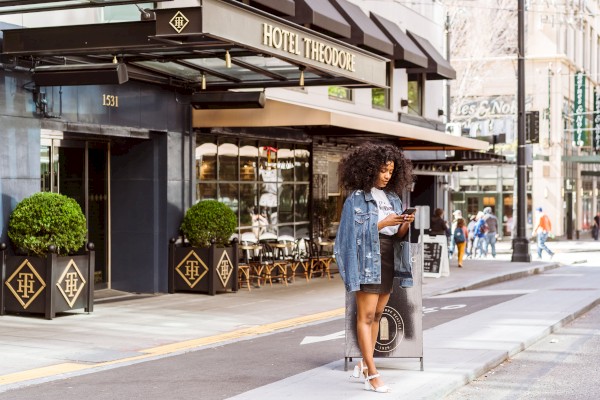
[{"left": 512, "top": 0, "right": 531, "bottom": 262}]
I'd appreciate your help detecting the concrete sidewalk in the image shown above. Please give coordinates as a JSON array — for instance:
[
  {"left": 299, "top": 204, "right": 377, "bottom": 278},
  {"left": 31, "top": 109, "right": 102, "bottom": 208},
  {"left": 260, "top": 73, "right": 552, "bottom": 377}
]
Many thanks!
[{"left": 0, "top": 244, "right": 599, "bottom": 398}]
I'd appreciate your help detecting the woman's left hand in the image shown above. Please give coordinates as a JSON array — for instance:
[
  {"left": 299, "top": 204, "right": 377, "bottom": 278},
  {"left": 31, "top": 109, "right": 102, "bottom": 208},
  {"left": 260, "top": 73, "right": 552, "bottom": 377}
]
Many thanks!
[{"left": 401, "top": 213, "right": 415, "bottom": 224}]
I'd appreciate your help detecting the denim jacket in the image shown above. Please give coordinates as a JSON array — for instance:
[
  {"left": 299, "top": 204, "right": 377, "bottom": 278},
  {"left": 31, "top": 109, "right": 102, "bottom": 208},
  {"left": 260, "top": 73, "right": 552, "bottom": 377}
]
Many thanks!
[{"left": 333, "top": 190, "right": 413, "bottom": 292}]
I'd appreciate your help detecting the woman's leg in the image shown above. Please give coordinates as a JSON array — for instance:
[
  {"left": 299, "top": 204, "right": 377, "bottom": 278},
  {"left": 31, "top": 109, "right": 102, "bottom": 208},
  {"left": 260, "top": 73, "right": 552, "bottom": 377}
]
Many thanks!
[
  {"left": 356, "top": 291, "right": 388, "bottom": 388},
  {"left": 457, "top": 242, "right": 465, "bottom": 266}
]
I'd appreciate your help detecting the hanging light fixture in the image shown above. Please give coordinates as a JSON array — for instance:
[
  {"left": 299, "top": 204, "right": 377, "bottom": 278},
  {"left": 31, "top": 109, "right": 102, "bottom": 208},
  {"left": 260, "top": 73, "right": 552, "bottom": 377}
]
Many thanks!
[
  {"left": 225, "top": 50, "right": 232, "bottom": 68},
  {"left": 201, "top": 73, "right": 206, "bottom": 90},
  {"left": 299, "top": 67, "right": 305, "bottom": 87}
]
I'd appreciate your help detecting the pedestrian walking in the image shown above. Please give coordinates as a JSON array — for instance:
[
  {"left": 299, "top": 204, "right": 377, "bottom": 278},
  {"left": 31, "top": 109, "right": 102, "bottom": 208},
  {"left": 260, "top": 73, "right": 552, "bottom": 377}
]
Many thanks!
[
  {"left": 593, "top": 212, "right": 600, "bottom": 241},
  {"left": 533, "top": 207, "right": 554, "bottom": 259},
  {"left": 483, "top": 207, "right": 499, "bottom": 258},
  {"left": 453, "top": 217, "right": 468, "bottom": 267},
  {"left": 333, "top": 142, "right": 415, "bottom": 394},
  {"left": 466, "top": 215, "right": 477, "bottom": 258},
  {"left": 449, "top": 210, "right": 463, "bottom": 258},
  {"left": 473, "top": 211, "right": 487, "bottom": 258}
]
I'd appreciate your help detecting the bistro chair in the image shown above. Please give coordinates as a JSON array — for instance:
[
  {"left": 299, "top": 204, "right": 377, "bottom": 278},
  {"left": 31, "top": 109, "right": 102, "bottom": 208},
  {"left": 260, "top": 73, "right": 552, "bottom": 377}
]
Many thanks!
[
  {"left": 259, "top": 242, "right": 288, "bottom": 287},
  {"left": 237, "top": 246, "right": 252, "bottom": 291},
  {"left": 289, "top": 238, "right": 310, "bottom": 283},
  {"left": 306, "top": 238, "right": 333, "bottom": 280}
]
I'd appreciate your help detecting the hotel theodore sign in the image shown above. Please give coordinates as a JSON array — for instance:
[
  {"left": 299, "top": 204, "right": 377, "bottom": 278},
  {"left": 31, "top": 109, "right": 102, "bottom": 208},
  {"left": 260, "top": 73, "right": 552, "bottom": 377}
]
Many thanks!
[{"left": 262, "top": 23, "right": 356, "bottom": 72}]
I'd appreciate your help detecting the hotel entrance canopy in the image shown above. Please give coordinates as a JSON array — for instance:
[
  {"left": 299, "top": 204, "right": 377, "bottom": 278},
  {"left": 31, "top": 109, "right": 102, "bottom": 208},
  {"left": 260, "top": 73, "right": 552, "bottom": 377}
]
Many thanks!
[{"left": 1, "top": 0, "right": 388, "bottom": 90}]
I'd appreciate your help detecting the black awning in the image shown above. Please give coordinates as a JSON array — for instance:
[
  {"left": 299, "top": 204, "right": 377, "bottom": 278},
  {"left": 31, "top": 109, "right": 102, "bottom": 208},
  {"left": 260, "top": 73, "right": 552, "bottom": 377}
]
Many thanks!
[
  {"left": 242, "top": 0, "right": 295, "bottom": 17},
  {"left": 1, "top": 0, "right": 388, "bottom": 90},
  {"left": 406, "top": 31, "right": 456, "bottom": 80},
  {"left": 329, "top": 0, "right": 394, "bottom": 56},
  {"left": 412, "top": 151, "right": 512, "bottom": 172},
  {"left": 370, "top": 12, "right": 428, "bottom": 69},
  {"left": 292, "top": 0, "right": 351, "bottom": 38}
]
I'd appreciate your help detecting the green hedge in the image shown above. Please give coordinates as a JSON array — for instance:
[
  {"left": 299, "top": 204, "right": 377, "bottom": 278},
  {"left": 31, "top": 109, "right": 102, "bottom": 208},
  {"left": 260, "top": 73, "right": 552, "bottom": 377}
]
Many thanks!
[
  {"left": 8, "top": 192, "right": 87, "bottom": 256},
  {"left": 180, "top": 200, "right": 237, "bottom": 247}
]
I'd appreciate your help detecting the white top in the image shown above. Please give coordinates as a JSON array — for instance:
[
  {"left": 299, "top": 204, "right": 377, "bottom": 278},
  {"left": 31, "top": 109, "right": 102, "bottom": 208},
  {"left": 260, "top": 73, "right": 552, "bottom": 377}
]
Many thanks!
[{"left": 371, "top": 187, "right": 399, "bottom": 236}]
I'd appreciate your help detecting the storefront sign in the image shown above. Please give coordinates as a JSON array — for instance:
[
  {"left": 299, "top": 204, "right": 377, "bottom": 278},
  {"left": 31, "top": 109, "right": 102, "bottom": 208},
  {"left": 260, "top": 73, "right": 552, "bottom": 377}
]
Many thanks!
[
  {"left": 573, "top": 71, "right": 586, "bottom": 147},
  {"left": 262, "top": 23, "right": 356, "bottom": 72},
  {"left": 199, "top": 0, "right": 386, "bottom": 88},
  {"left": 594, "top": 87, "right": 600, "bottom": 152}
]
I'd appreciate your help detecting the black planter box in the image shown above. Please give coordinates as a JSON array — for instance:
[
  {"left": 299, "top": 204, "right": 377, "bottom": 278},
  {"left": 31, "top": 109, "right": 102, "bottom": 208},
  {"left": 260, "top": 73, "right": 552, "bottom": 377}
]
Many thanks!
[
  {"left": 1, "top": 244, "right": 95, "bottom": 320},
  {"left": 168, "top": 239, "right": 239, "bottom": 295}
]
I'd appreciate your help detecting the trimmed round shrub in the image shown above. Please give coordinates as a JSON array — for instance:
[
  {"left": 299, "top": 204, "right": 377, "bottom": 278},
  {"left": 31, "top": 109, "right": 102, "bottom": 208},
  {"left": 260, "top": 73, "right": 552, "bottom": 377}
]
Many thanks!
[
  {"left": 180, "top": 200, "right": 237, "bottom": 247},
  {"left": 8, "top": 192, "right": 87, "bottom": 256}
]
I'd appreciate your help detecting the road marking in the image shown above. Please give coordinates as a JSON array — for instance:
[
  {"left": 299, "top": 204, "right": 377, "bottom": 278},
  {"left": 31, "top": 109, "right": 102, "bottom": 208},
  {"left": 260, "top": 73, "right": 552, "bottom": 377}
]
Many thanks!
[
  {"left": 0, "top": 307, "right": 345, "bottom": 387},
  {"left": 300, "top": 330, "right": 345, "bottom": 345}
]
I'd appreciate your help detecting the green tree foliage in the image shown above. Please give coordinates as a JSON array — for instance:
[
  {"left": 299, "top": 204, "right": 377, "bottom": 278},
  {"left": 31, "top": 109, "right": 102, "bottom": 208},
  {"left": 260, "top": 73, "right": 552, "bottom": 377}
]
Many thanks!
[
  {"left": 8, "top": 192, "right": 87, "bottom": 256},
  {"left": 180, "top": 200, "right": 237, "bottom": 247}
]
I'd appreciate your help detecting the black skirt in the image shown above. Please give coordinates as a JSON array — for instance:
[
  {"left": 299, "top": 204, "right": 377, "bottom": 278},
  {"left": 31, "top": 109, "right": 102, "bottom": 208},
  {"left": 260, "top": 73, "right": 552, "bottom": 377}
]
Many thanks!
[{"left": 360, "top": 234, "right": 394, "bottom": 294}]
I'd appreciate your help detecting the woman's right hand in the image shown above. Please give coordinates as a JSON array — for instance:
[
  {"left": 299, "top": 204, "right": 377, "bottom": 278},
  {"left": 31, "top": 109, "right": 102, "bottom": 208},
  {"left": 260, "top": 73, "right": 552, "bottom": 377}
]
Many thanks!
[{"left": 382, "top": 213, "right": 405, "bottom": 227}]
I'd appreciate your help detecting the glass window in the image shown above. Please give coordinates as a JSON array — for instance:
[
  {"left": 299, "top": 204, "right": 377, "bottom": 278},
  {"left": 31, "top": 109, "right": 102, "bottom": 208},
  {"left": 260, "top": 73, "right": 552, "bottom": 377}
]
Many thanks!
[
  {"left": 219, "top": 183, "right": 239, "bottom": 215},
  {"left": 295, "top": 184, "right": 309, "bottom": 221},
  {"left": 218, "top": 139, "right": 238, "bottom": 181},
  {"left": 372, "top": 88, "right": 390, "bottom": 110},
  {"left": 195, "top": 135, "right": 312, "bottom": 239},
  {"left": 198, "top": 183, "right": 217, "bottom": 201},
  {"left": 196, "top": 139, "right": 217, "bottom": 181},
  {"left": 295, "top": 147, "right": 310, "bottom": 182},
  {"left": 277, "top": 146, "right": 295, "bottom": 182},
  {"left": 240, "top": 183, "right": 259, "bottom": 227},
  {"left": 328, "top": 86, "right": 353, "bottom": 101},
  {"left": 239, "top": 140, "right": 259, "bottom": 182},
  {"left": 279, "top": 184, "right": 294, "bottom": 223},
  {"left": 407, "top": 74, "right": 422, "bottom": 116}
]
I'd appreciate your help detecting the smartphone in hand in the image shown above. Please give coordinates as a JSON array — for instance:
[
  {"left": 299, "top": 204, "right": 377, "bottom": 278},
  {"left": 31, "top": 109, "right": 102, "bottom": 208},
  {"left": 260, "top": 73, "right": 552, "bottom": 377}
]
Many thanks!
[{"left": 400, "top": 208, "right": 417, "bottom": 215}]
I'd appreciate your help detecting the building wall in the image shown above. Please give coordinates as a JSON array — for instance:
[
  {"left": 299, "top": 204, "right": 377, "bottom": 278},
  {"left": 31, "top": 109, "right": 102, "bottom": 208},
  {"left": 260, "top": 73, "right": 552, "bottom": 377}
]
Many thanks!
[{"left": 0, "top": 71, "right": 42, "bottom": 246}]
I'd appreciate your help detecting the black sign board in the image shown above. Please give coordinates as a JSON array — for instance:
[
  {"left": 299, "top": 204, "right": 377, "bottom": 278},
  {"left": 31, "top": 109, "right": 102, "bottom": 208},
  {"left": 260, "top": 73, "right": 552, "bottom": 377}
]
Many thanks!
[
  {"left": 423, "top": 241, "right": 442, "bottom": 274},
  {"left": 345, "top": 243, "right": 423, "bottom": 370}
]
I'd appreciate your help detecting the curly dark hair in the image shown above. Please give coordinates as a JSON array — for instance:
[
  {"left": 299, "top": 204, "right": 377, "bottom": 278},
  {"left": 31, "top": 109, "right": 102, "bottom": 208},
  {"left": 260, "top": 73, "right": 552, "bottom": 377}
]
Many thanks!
[{"left": 338, "top": 142, "right": 413, "bottom": 194}]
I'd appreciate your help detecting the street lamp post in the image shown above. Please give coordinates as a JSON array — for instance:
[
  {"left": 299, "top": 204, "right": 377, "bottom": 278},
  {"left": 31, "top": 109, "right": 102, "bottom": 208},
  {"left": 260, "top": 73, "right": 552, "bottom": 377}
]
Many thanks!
[{"left": 512, "top": 0, "right": 531, "bottom": 262}]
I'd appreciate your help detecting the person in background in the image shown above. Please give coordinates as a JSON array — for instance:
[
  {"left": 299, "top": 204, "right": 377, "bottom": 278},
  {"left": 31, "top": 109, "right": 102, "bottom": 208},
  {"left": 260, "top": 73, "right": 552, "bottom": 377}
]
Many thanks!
[
  {"left": 483, "top": 207, "right": 499, "bottom": 258},
  {"left": 593, "top": 212, "right": 600, "bottom": 241},
  {"left": 429, "top": 208, "right": 449, "bottom": 236},
  {"left": 466, "top": 215, "right": 477, "bottom": 258},
  {"left": 333, "top": 142, "right": 415, "bottom": 393},
  {"left": 454, "top": 217, "right": 468, "bottom": 267},
  {"left": 449, "top": 210, "right": 463, "bottom": 258},
  {"left": 533, "top": 207, "right": 554, "bottom": 259},
  {"left": 473, "top": 211, "right": 487, "bottom": 258}
]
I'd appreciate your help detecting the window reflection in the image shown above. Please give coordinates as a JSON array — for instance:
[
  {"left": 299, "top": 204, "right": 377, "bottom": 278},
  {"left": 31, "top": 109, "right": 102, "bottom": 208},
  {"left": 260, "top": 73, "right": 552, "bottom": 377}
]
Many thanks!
[
  {"left": 219, "top": 139, "right": 238, "bottom": 181},
  {"left": 196, "top": 141, "right": 217, "bottom": 181},
  {"left": 295, "top": 147, "right": 310, "bottom": 182},
  {"left": 295, "top": 184, "right": 309, "bottom": 221},
  {"left": 195, "top": 136, "right": 312, "bottom": 239}
]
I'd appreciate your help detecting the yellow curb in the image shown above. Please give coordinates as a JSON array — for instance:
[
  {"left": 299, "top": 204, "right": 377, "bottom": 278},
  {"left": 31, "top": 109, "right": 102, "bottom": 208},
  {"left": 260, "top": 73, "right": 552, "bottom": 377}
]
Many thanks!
[{"left": 0, "top": 307, "right": 345, "bottom": 386}]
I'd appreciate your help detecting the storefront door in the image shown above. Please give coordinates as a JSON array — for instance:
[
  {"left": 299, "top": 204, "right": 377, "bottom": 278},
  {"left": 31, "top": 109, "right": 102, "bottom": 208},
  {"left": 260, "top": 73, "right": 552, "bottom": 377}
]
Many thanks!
[{"left": 41, "top": 134, "right": 110, "bottom": 289}]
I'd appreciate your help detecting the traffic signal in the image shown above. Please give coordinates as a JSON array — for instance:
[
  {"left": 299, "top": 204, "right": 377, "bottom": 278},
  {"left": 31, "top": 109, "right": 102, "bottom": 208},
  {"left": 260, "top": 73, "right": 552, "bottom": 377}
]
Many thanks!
[{"left": 526, "top": 110, "right": 540, "bottom": 143}]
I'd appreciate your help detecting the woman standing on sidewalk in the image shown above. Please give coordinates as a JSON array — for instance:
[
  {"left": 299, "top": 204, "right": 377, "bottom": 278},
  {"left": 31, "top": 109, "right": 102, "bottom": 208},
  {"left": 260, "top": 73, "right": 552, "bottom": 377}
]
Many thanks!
[{"left": 334, "top": 143, "right": 415, "bottom": 393}]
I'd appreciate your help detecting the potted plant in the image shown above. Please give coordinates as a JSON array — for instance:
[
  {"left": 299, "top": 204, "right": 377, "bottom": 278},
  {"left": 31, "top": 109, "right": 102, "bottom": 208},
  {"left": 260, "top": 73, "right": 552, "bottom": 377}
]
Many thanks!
[
  {"left": 0, "top": 192, "right": 95, "bottom": 319},
  {"left": 168, "top": 200, "right": 239, "bottom": 295}
]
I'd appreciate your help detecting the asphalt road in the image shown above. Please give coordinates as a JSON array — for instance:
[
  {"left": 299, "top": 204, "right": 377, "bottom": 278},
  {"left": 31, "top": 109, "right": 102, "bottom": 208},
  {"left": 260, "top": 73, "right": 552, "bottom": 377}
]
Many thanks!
[{"left": 0, "top": 292, "right": 525, "bottom": 400}]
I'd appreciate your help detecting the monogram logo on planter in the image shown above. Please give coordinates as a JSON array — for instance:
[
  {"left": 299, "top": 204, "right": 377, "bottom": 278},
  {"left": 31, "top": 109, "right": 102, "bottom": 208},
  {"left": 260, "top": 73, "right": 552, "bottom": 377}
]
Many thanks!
[
  {"left": 5, "top": 259, "right": 46, "bottom": 309},
  {"left": 56, "top": 259, "right": 87, "bottom": 308},
  {"left": 216, "top": 251, "right": 233, "bottom": 287},
  {"left": 176, "top": 250, "right": 208, "bottom": 288}
]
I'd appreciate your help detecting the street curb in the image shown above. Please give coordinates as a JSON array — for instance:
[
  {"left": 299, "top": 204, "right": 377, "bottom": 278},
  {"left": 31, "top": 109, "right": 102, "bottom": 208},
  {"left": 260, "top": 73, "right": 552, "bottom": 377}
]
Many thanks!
[{"left": 426, "top": 262, "right": 561, "bottom": 298}]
